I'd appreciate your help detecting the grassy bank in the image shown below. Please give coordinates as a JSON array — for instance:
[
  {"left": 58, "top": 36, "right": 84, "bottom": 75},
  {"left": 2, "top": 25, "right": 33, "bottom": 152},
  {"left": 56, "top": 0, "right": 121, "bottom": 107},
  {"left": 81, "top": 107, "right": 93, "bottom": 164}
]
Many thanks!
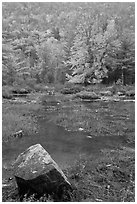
[
  {"left": 2, "top": 93, "right": 42, "bottom": 142},
  {"left": 66, "top": 147, "right": 135, "bottom": 202}
]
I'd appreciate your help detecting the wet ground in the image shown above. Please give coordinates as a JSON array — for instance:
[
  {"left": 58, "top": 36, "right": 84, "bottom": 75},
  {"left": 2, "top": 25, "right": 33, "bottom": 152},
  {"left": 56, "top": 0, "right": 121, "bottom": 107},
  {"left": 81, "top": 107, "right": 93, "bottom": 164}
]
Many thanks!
[{"left": 2, "top": 94, "right": 135, "bottom": 183}]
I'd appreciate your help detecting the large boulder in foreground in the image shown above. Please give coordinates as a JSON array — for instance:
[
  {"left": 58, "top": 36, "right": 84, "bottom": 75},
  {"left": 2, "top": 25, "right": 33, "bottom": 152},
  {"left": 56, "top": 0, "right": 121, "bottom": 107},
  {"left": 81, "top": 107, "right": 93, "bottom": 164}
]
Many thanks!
[
  {"left": 76, "top": 91, "right": 100, "bottom": 100},
  {"left": 13, "top": 144, "right": 72, "bottom": 200}
]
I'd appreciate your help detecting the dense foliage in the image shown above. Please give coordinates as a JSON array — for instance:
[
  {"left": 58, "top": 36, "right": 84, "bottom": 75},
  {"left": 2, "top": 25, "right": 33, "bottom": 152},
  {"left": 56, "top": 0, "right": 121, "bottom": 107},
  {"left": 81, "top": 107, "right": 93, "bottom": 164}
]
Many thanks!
[{"left": 2, "top": 2, "right": 135, "bottom": 86}]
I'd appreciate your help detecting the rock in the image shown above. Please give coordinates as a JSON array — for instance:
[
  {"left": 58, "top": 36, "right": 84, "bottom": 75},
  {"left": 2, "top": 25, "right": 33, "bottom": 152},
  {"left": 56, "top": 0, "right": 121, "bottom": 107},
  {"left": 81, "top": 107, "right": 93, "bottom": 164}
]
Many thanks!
[
  {"left": 76, "top": 91, "right": 100, "bottom": 100},
  {"left": 86, "top": 136, "right": 92, "bottom": 139},
  {"left": 78, "top": 127, "right": 84, "bottom": 131},
  {"left": 13, "top": 144, "right": 72, "bottom": 200},
  {"left": 117, "top": 91, "right": 125, "bottom": 96},
  {"left": 12, "top": 130, "right": 23, "bottom": 138},
  {"left": 100, "top": 90, "right": 113, "bottom": 96}
]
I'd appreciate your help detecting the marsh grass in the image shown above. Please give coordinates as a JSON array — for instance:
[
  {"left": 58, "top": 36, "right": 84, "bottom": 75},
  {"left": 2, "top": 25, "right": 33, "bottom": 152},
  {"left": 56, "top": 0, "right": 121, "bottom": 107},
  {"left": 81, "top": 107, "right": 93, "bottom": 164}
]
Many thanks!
[
  {"left": 2, "top": 94, "right": 42, "bottom": 141},
  {"left": 2, "top": 110, "right": 37, "bottom": 141},
  {"left": 50, "top": 99, "right": 134, "bottom": 144}
]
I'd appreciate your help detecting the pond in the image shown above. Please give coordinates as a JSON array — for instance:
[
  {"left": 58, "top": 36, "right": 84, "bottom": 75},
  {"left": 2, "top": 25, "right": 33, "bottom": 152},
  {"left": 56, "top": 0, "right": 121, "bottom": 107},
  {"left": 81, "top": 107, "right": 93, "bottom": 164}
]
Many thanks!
[{"left": 2, "top": 95, "right": 135, "bottom": 180}]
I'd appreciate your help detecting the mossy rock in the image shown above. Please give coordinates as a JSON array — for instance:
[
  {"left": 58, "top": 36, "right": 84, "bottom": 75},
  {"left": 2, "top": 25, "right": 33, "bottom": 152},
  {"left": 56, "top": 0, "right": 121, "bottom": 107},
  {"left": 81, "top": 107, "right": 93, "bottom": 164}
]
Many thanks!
[{"left": 13, "top": 144, "right": 72, "bottom": 201}]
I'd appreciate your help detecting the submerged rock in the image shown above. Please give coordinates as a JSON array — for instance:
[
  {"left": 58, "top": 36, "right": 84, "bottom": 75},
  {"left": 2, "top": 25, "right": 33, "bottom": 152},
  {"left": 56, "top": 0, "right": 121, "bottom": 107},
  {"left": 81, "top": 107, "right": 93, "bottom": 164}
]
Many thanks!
[{"left": 13, "top": 144, "right": 72, "bottom": 200}]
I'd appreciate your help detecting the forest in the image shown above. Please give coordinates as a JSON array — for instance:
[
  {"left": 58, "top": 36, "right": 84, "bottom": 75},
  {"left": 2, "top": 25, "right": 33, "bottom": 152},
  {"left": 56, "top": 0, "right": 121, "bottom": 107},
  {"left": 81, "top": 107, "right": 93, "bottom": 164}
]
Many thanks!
[{"left": 2, "top": 2, "right": 135, "bottom": 88}]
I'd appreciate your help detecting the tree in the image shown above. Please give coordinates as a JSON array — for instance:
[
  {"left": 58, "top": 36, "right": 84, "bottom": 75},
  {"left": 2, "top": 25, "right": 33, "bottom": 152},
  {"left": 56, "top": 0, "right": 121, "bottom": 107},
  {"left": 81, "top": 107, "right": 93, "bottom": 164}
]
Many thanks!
[
  {"left": 2, "top": 44, "right": 16, "bottom": 85},
  {"left": 68, "top": 15, "right": 121, "bottom": 84}
]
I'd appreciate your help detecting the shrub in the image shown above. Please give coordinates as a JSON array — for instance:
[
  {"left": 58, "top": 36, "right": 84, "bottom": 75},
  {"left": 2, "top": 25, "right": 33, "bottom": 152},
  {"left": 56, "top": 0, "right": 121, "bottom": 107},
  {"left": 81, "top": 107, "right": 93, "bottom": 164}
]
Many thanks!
[
  {"left": 76, "top": 91, "right": 100, "bottom": 100},
  {"left": 61, "top": 84, "right": 83, "bottom": 94},
  {"left": 2, "top": 86, "right": 14, "bottom": 99},
  {"left": 126, "top": 90, "right": 135, "bottom": 98}
]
